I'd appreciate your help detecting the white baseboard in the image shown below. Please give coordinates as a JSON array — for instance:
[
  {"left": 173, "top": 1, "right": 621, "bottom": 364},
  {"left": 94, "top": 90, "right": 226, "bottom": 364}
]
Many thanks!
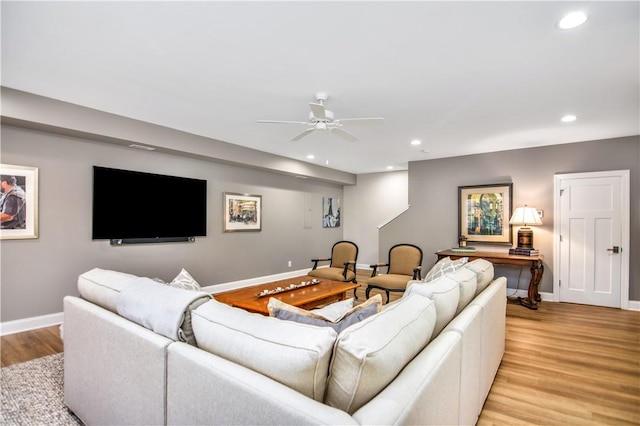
[
  {"left": 1, "top": 312, "right": 64, "bottom": 336},
  {"left": 506, "top": 289, "right": 554, "bottom": 301},
  {"left": 627, "top": 300, "right": 640, "bottom": 311},
  {"left": 202, "top": 268, "right": 311, "bottom": 294}
]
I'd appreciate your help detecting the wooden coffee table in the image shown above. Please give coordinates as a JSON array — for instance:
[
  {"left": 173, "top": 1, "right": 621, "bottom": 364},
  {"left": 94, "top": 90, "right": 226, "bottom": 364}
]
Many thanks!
[{"left": 213, "top": 276, "right": 359, "bottom": 315}]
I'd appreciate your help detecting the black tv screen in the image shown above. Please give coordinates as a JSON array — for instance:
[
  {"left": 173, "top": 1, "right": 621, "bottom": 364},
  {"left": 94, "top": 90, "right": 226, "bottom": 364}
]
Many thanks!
[{"left": 92, "top": 166, "right": 207, "bottom": 241}]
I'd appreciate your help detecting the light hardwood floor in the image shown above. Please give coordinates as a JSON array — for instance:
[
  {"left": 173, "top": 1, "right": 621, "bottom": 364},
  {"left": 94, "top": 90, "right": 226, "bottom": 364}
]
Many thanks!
[{"left": 2, "top": 271, "right": 639, "bottom": 425}]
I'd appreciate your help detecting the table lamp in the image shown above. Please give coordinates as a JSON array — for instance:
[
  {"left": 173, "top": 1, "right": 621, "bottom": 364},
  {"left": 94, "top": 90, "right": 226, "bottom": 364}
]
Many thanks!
[{"left": 509, "top": 205, "right": 542, "bottom": 249}]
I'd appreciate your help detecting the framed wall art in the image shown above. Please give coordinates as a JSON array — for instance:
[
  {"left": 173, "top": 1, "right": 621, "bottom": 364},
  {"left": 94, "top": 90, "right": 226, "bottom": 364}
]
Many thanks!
[
  {"left": 223, "top": 192, "right": 261, "bottom": 232},
  {"left": 0, "top": 164, "right": 39, "bottom": 240},
  {"left": 458, "top": 183, "right": 512, "bottom": 244},
  {"left": 322, "top": 197, "right": 340, "bottom": 228}
]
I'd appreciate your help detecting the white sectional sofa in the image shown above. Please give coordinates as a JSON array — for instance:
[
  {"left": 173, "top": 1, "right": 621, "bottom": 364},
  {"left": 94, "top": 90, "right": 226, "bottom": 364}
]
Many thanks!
[{"left": 63, "top": 259, "right": 506, "bottom": 425}]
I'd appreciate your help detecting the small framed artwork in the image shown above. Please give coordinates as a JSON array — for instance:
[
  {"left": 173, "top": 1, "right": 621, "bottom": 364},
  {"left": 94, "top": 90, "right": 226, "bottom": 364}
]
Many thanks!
[
  {"left": 322, "top": 197, "right": 340, "bottom": 228},
  {"left": 223, "top": 192, "right": 262, "bottom": 232},
  {"left": 0, "top": 164, "right": 39, "bottom": 240},
  {"left": 458, "top": 183, "right": 512, "bottom": 244}
]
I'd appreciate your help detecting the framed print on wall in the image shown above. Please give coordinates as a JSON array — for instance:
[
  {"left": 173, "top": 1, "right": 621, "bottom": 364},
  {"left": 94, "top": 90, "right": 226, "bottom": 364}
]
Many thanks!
[
  {"left": 458, "top": 183, "right": 512, "bottom": 244},
  {"left": 0, "top": 164, "right": 39, "bottom": 240},
  {"left": 322, "top": 197, "right": 340, "bottom": 228},
  {"left": 223, "top": 192, "right": 262, "bottom": 232}
]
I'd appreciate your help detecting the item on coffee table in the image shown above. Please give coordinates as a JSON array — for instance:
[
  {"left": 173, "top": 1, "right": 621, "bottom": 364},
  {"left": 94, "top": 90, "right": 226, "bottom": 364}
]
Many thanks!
[{"left": 256, "top": 279, "right": 320, "bottom": 297}]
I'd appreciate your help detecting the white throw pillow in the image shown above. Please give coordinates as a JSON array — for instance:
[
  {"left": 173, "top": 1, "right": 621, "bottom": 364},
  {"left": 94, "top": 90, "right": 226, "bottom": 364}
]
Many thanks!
[
  {"left": 312, "top": 298, "right": 355, "bottom": 322},
  {"left": 325, "top": 294, "right": 436, "bottom": 414},
  {"left": 423, "top": 256, "right": 469, "bottom": 282},
  {"left": 192, "top": 299, "right": 337, "bottom": 402},
  {"left": 405, "top": 275, "right": 460, "bottom": 338},
  {"left": 169, "top": 268, "right": 202, "bottom": 291}
]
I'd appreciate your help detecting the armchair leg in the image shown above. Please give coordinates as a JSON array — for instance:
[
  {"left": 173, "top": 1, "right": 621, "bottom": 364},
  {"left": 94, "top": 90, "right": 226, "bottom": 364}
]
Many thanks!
[
  {"left": 385, "top": 291, "right": 390, "bottom": 305},
  {"left": 365, "top": 286, "right": 371, "bottom": 299},
  {"left": 353, "top": 288, "right": 358, "bottom": 300}
]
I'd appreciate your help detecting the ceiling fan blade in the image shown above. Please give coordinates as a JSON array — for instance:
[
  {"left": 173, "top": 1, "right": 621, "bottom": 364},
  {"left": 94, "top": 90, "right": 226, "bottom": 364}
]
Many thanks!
[
  {"left": 291, "top": 128, "right": 316, "bottom": 141},
  {"left": 257, "top": 120, "right": 309, "bottom": 125},
  {"left": 330, "top": 127, "right": 358, "bottom": 142},
  {"left": 334, "top": 117, "right": 385, "bottom": 126},
  {"left": 309, "top": 102, "right": 326, "bottom": 120}
]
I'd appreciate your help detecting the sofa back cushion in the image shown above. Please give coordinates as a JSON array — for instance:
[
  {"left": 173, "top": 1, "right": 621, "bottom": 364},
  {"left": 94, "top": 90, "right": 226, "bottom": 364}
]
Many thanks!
[
  {"left": 464, "top": 259, "right": 494, "bottom": 295},
  {"left": 325, "top": 294, "right": 436, "bottom": 414},
  {"left": 77, "top": 268, "right": 140, "bottom": 313},
  {"left": 446, "top": 267, "right": 478, "bottom": 315},
  {"left": 405, "top": 275, "right": 460, "bottom": 338},
  {"left": 192, "top": 299, "right": 337, "bottom": 402}
]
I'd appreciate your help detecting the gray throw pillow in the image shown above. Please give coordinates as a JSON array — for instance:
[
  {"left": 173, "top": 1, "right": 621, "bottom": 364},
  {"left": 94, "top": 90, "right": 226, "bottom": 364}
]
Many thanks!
[
  {"left": 268, "top": 295, "right": 382, "bottom": 334},
  {"left": 272, "top": 303, "right": 379, "bottom": 333}
]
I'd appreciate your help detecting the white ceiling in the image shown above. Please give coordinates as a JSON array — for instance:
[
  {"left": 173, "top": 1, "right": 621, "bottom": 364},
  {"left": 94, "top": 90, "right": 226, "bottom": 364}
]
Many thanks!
[{"left": 2, "top": 1, "right": 638, "bottom": 175}]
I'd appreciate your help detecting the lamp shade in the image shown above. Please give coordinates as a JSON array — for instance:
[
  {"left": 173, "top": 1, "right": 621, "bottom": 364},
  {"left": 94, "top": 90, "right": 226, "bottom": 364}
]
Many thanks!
[{"left": 509, "top": 206, "right": 542, "bottom": 226}]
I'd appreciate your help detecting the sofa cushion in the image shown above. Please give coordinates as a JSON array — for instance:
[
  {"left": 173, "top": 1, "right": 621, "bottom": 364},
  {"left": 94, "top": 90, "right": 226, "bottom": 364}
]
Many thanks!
[
  {"left": 464, "top": 258, "right": 494, "bottom": 295},
  {"left": 405, "top": 275, "right": 460, "bottom": 338},
  {"left": 446, "top": 267, "right": 478, "bottom": 314},
  {"left": 325, "top": 294, "right": 436, "bottom": 414},
  {"left": 267, "top": 295, "right": 382, "bottom": 333},
  {"left": 423, "top": 256, "right": 468, "bottom": 282},
  {"left": 116, "top": 277, "right": 211, "bottom": 344},
  {"left": 77, "top": 268, "right": 140, "bottom": 313},
  {"left": 192, "top": 299, "right": 337, "bottom": 402}
]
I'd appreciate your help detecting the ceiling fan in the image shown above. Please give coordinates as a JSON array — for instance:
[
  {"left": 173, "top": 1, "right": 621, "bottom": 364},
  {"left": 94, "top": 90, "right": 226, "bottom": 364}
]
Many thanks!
[{"left": 257, "top": 92, "right": 384, "bottom": 142}]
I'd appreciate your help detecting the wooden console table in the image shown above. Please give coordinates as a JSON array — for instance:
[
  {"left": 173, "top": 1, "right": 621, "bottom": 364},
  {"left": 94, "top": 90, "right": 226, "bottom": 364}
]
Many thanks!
[{"left": 436, "top": 250, "right": 544, "bottom": 310}]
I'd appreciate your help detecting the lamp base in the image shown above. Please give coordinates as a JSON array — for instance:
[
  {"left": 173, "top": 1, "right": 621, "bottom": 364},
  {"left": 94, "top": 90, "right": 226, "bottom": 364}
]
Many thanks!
[{"left": 517, "top": 227, "right": 534, "bottom": 249}]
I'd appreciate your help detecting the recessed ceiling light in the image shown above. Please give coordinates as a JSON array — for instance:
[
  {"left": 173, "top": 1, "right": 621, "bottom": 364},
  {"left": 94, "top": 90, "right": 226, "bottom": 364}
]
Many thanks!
[
  {"left": 411, "top": 139, "right": 422, "bottom": 146},
  {"left": 561, "top": 114, "right": 578, "bottom": 123},
  {"left": 558, "top": 11, "right": 587, "bottom": 30},
  {"left": 306, "top": 154, "right": 315, "bottom": 159},
  {"left": 386, "top": 166, "right": 394, "bottom": 170}
]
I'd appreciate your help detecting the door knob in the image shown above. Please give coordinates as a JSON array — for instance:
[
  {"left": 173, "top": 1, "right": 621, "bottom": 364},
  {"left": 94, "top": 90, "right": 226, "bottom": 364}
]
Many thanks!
[{"left": 607, "top": 246, "right": 620, "bottom": 254}]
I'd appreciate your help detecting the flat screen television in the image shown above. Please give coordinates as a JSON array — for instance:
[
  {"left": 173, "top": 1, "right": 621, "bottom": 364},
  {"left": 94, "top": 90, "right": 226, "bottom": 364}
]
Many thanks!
[{"left": 92, "top": 166, "right": 207, "bottom": 244}]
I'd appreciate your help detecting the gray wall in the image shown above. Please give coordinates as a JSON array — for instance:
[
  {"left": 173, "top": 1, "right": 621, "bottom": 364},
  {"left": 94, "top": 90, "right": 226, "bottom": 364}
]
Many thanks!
[
  {"left": 0, "top": 125, "right": 344, "bottom": 322},
  {"left": 343, "top": 171, "right": 408, "bottom": 265},
  {"left": 381, "top": 136, "right": 640, "bottom": 300}
]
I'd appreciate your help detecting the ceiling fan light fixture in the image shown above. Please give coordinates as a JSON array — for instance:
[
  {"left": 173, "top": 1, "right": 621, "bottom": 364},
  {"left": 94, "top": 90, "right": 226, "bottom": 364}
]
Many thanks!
[
  {"left": 558, "top": 11, "right": 588, "bottom": 29},
  {"left": 258, "top": 92, "right": 384, "bottom": 142}
]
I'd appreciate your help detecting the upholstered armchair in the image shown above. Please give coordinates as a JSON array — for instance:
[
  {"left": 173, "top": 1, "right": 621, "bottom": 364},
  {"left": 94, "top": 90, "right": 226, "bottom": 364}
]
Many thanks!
[
  {"left": 308, "top": 241, "right": 358, "bottom": 288},
  {"left": 366, "top": 243, "right": 423, "bottom": 303}
]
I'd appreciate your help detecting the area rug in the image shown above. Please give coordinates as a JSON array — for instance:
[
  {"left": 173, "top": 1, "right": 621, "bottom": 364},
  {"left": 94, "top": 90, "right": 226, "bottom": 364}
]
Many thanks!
[{"left": 0, "top": 353, "right": 83, "bottom": 425}]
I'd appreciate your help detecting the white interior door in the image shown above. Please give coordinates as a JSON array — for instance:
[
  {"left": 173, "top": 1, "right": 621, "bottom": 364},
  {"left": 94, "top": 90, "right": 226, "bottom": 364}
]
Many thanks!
[{"left": 554, "top": 171, "right": 629, "bottom": 308}]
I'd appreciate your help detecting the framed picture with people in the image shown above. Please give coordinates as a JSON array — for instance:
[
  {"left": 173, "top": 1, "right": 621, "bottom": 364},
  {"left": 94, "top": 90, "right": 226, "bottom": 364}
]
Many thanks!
[
  {"left": 223, "top": 192, "right": 262, "bottom": 232},
  {"left": 0, "top": 164, "right": 38, "bottom": 240}
]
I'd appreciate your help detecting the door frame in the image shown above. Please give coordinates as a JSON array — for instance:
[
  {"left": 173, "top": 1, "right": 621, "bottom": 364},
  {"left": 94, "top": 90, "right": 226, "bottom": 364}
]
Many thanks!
[{"left": 553, "top": 170, "right": 630, "bottom": 309}]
